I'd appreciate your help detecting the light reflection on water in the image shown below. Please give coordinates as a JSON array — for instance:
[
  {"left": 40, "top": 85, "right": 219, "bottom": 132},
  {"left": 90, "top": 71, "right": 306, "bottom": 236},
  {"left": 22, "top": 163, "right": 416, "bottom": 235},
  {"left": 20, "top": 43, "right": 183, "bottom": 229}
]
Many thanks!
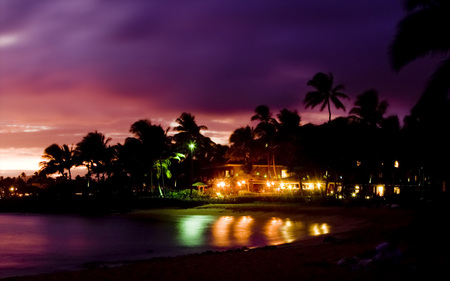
[
  {"left": 178, "top": 215, "right": 331, "bottom": 248},
  {"left": 211, "top": 216, "right": 235, "bottom": 247},
  {"left": 177, "top": 215, "right": 216, "bottom": 247},
  {"left": 234, "top": 216, "right": 254, "bottom": 245},
  {"left": 0, "top": 213, "right": 332, "bottom": 278}
]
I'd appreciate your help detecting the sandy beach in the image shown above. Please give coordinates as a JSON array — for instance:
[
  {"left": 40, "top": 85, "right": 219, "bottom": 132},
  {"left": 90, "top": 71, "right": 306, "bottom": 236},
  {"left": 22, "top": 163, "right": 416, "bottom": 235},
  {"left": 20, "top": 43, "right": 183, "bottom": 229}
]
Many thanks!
[{"left": 2, "top": 201, "right": 449, "bottom": 281}]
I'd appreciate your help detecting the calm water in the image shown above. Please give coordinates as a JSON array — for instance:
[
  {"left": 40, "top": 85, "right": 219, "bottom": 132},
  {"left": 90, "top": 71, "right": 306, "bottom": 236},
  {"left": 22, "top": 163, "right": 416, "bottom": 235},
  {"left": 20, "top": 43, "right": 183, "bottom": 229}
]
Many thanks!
[{"left": 0, "top": 212, "right": 332, "bottom": 278}]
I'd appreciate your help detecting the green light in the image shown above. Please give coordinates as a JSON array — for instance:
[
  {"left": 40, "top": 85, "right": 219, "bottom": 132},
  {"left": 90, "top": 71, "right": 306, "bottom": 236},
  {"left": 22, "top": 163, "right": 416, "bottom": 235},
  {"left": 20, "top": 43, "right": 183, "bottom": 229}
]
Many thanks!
[
  {"left": 178, "top": 215, "right": 215, "bottom": 247},
  {"left": 188, "top": 142, "right": 195, "bottom": 151}
]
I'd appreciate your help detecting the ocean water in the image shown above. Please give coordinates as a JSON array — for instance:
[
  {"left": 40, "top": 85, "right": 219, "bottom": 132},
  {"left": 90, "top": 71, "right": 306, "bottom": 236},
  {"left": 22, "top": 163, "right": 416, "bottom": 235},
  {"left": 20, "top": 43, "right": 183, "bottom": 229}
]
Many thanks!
[{"left": 0, "top": 212, "right": 332, "bottom": 278}]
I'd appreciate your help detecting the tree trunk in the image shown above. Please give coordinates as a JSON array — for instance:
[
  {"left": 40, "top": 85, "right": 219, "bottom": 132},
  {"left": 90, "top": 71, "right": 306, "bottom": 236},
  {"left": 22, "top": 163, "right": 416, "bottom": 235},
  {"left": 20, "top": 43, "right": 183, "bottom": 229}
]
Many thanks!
[
  {"left": 327, "top": 101, "right": 332, "bottom": 122},
  {"left": 159, "top": 157, "right": 165, "bottom": 198}
]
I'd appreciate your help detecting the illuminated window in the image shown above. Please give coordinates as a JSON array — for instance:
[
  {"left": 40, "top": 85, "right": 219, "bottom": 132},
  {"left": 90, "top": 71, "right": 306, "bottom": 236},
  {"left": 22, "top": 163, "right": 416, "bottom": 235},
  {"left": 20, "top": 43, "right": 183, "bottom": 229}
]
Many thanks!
[{"left": 376, "top": 185, "right": 385, "bottom": 196}]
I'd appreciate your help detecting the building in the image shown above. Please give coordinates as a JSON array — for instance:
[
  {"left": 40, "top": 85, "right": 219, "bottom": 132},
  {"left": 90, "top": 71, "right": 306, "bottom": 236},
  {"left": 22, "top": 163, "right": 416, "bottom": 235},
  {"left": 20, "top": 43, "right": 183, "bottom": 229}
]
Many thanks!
[{"left": 203, "top": 163, "right": 300, "bottom": 195}]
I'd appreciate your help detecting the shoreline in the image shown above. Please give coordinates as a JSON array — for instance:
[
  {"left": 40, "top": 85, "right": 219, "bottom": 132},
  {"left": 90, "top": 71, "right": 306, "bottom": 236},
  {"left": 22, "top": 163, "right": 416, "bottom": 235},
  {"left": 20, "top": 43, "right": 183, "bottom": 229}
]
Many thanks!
[{"left": 2, "top": 203, "right": 447, "bottom": 281}]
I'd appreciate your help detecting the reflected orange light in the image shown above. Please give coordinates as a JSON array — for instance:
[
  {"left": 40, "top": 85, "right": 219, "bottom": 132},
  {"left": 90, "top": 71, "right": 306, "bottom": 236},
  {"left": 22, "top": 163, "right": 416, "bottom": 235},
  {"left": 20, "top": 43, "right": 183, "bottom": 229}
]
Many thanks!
[
  {"left": 264, "top": 217, "right": 285, "bottom": 245},
  {"left": 234, "top": 216, "right": 254, "bottom": 245},
  {"left": 212, "top": 216, "right": 234, "bottom": 247},
  {"left": 309, "top": 223, "right": 330, "bottom": 236},
  {"left": 281, "top": 219, "right": 296, "bottom": 243}
]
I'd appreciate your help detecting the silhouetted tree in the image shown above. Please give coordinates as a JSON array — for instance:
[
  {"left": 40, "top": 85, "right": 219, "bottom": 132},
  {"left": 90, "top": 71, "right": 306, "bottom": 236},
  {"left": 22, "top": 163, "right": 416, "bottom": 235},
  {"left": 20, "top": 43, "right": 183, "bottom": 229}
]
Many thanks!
[
  {"left": 304, "top": 72, "right": 349, "bottom": 122},
  {"left": 251, "top": 105, "right": 279, "bottom": 178},
  {"left": 350, "top": 89, "right": 389, "bottom": 128},
  {"left": 173, "top": 112, "right": 211, "bottom": 152},
  {"left": 76, "top": 131, "right": 111, "bottom": 182},
  {"left": 173, "top": 112, "right": 213, "bottom": 191},
  {"left": 40, "top": 143, "right": 75, "bottom": 179},
  {"left": 129, "top": 119, "right": 168, "bottom": 194},
  {"left": 116, "top": 137, "right": 147, "bottom": 190},
  {"left": 276, "top": 108, "right": 301, "bottom": 169},
  {"left": 391, "top": 0, "right": 450, "bottom": 107},
  {"left": 227, "top": 126, "right": 262, "bottom": 191},
  {"left": 227, "top": 126, "right": 261, "bottom": 174}
]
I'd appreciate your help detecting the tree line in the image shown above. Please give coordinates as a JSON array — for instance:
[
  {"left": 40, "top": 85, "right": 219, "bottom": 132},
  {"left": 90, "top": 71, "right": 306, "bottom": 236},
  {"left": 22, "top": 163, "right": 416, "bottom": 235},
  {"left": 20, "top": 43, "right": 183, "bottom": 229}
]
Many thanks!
[{"left": 30, "top": 68, "right": 449, "bottom": 197}]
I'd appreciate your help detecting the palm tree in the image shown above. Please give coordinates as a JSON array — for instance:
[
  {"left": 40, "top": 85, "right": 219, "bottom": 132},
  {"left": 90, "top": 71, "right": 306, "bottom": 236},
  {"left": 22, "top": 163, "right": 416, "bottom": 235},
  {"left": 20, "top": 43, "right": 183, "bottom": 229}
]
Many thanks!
[
  {"left": 228, "top": 126, "right": 260, "bottom": 173},
  {"left": 76, "top": 131, "right": 111, "bottom": 182},
  {"left": 40, "top": 143, "right": 75, "bottom": 179},
  {"left": 390, "top": 0, "right": 450, "bottom": 117},
  {"left": 117, "top": 137, "right": 147, "bottom": 190},
  {"left": 153, "top": 152, "right": 185, "bottom": 196},
  {"left": 227, "top": 126, "right": 261, "bottom": 191},
  {"left": 276, "top": 108, "right": 301, "bottom": 168},
  {"left": 251, "top": 105, "right": 278, "bottom": 143},
  {"left": 173, "top": 112, "right": 212, "bottom": 191},
  {"left": 304, "top": 72, "right": 349, "bottom": 122},
  {"left": 40, "top": 144, "right": 65, "bottom": 177},
  {"left": 251, "top": 105, "right": 279, "bottom": 178},
  {"left": 349, "top": 89, "right": 389, "bottom": 127},
  {"left": 276, "top": 108, "right": 301, "bottom": 144},
  {"left": 129, "top": 119, "right": 168, "bottom": 194},
  {"left": 60, "top": 144, "right": 76, "bottom": 179},
  {"left": 173, "top": 112, "right": 210, "bottom": 151}
]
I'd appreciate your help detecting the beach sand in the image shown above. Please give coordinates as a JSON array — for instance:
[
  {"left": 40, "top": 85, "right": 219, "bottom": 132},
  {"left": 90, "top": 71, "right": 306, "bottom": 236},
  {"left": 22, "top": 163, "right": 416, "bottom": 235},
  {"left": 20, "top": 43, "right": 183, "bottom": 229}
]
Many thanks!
[{"left": 2, "top": 202, "right": 448, "bottom": 281}]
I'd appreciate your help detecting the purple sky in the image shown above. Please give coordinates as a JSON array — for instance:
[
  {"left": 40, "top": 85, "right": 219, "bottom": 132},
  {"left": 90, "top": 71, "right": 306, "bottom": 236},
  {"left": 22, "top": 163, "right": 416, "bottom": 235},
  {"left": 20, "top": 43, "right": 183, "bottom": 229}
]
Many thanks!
[{"left": 0, "top": 0, "right": 439, "bottom": 175}]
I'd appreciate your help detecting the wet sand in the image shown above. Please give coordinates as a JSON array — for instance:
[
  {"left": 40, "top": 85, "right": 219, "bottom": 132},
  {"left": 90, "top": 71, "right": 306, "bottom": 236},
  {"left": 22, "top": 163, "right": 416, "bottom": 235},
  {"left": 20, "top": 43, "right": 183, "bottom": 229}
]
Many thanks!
[{"left": 2, "top": 203, "right": 448, "bottom": 281}]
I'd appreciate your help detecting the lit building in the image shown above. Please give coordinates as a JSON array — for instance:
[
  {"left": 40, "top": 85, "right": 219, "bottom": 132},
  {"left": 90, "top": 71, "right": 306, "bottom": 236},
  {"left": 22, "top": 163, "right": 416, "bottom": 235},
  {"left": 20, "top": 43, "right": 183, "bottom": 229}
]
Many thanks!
[{"left": 203, "top": 163, "right": 300, "bottom": 195}]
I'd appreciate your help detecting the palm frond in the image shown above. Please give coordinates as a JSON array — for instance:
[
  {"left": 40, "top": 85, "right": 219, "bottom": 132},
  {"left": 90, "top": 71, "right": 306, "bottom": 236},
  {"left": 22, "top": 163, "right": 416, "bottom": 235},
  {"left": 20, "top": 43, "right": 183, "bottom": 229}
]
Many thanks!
[
  {"left": 332, "top": 84, "right": 346, "bottom": 93},
  {"left": 303, "top": 91, "right": 324, "bottom": 108},
  {"left": 412, "top": 56, "right": 450, "bottom": 117},
  {"left": 330, "top": 96, "right": 346, "bottom": 111},
  {"left": 390, "top": 5, "right": 450, "bottom": 70}
]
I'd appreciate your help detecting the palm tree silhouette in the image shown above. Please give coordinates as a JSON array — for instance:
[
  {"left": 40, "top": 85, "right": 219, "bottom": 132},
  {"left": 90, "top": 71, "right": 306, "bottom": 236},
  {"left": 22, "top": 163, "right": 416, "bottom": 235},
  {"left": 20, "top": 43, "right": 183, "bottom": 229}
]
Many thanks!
[
  {"left": 349, "top": 89, "right": 389, "bottom": 127},
  {"left": 276, "top": 108, "right": 301, "bottom": 144},
  {"left": 40, "top": 144, "right": 65, "bottom": 177},
  {"left": 76, "top": 131, "right": 111, "bottom": 182},
  {"left": 173, "top": 112, "right": 213, "bottom": 162},
  {"left": 276, "top": 108, "right": 301, "bottom": 167},
  {"left": 129, "top": 119, "right": 167, "bottom": 193},
  {"left": 228, "top": 126, "right": 261, "bottom": 191},
  {"left": 390, "top": 0, "right": 450, "bottom": 116},
  {"left": 304, "top": 72, "right": 349, "bottom": 122},
  {"left": 173, "top": 112, "right": 209, "bottom": 147},
  {"left": 40, "top": 144, "right": 75, "bottom": 179},
  {"left": 228, "top": 126, "right": 260, "bottom": 172},
  {"left": 251, "top": 105, "right": 279, "bottom": 179},
  {"left": 173, "top": 112, "right": 211, "bottom": 193}
]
